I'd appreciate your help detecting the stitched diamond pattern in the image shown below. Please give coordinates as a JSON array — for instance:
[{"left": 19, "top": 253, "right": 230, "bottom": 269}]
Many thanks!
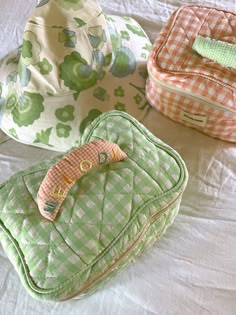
[
  {"left": 146, "top": 5, "right": 236, "bottom": 142},
  {"left": 0, "top": 111, "right": 187, "bottom": 300}
]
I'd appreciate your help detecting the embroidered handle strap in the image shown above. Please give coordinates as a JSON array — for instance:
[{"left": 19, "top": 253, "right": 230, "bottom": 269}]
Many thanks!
[
  {"left": 37, "top": 140, "right": 127, "bottom": 221},
  {"left": 192, "top": 35, "right": 236, "bottom": 69}
]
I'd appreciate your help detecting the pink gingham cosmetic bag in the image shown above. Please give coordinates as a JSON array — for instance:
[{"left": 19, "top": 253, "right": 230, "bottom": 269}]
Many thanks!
[{"left": 146, "top": 5, "right": 236, "bottom": 142}]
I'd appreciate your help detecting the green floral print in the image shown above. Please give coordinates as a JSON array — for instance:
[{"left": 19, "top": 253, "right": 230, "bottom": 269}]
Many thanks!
[
  {"left": 58, "top": 29, "right": 77, "bottom": 48},
  {"left": 37, "top": 58, "right": 53, "bottom": 75},
  {"left": 60, "top": 51, "right": 97, "bottom": 93},
  {"left": 55, "top": 105, "right": 75, "bottom": 122},
  {"left": 21, "top": 31, "right": 41, "bottom": 66},
  {"left": 12, "top": 92, "right": 44, "bottom": 126},
  {"left": 56, "top": 123, "right": 72, "bottom": 138},
  {"left": 54, "top": 0, "right": 86, "bottom": 11}
]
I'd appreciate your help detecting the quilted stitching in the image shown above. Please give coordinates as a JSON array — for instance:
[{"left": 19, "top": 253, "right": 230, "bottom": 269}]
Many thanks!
[
  {"left": 146, "top": 78, "right": 236, "bottom": 141},
  {"left": 154, "top": 6, "right": 236, "bottom": 92},
  {"left": 147, "top": 5, "right": 236, "bottom": 142},
  {"left": 0, "top": 111, "right": 188, "bottom": 300},
  {"left": 37, "top": 140, "right": 127, "bottom": 221}
]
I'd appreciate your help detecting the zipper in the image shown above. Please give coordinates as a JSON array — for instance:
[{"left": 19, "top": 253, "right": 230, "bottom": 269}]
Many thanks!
[
  {"left": 148, "top": 71, "right": 236, "bottom": 115},
  {"left": 62, "top": 193, "right": 182, "bottom": 301}
]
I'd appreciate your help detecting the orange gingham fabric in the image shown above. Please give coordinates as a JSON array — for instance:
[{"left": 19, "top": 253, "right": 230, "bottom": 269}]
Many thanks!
[
  {"left": 146, "top": 5, "right": 236, "bottom": 142},
  {"left": 37, "top": 140, "right": 127, "bottom": 221}
]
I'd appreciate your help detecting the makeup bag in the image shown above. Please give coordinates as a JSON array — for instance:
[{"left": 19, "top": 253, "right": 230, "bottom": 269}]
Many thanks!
[
  {"left": 146, "top": 5, "right": 236, "bottom": 142},
  {"left": 0, "top": 111, "right": 188, "bottom": 301}
]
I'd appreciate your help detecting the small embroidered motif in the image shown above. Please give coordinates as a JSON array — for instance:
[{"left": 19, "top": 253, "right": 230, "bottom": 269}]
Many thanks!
[
  {"left": 98, "top": 152, "right": 109, "bottom": 164},
  {"left": 79, "top": 160, "right": 93, "bottom": 172},
  {"left": 38, "top": 140, "right": 127, "bottom": 221},
  {"left": 63, "top": 174, "right": 74, "bottom": 185},
  {"left": 111, "top": 148, "right": 119, "bottom": 160},
  {"left": 50, "top": 186, "right": 67, "bottom": 199},
  {"left": 44, "top": 201, "right": 58, "bottom": 213}
]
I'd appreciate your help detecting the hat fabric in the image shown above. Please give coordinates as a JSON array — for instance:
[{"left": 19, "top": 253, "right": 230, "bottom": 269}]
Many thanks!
[{"left": 0, "top": 0, "right": 151, "bottom": 151}]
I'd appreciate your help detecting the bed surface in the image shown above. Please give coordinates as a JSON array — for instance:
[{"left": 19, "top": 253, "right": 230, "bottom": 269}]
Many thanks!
[{"left": 0, "top": 0, "right": 236, "bottom": 314}]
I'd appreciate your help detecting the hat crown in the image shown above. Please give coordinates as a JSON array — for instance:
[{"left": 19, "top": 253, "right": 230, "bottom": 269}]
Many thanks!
[
  {"left": 18, "top": 0, "right": 110, "bottom": 97},
  {"left": 33, "top": 0, "right": 102, "bottom": 28}
]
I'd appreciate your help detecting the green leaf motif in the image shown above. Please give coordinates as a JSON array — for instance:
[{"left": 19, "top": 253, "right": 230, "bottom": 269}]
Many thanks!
[
  {"left": 108, "top": 28, "right": 121, "bottom": 53},
  {"left": 51, "top": 25, "right": 63, "bottom": 29},
  {"left": 138, "top": 101, "right": 149, "bottom": 110},
  {"left": 104, "top": 53, "right": 112, "bottom": 66},
  {"left": 142, "top": 43, "right": 152, "bottom": 51},
  {"left": 74, "top": 17, "right": 86, "bottom": 27},
  {"left": 121, "top": 31, "right": 130, "bottom": 41},
  {"left": 129, "top": 83, "right": 149, "bottom": 110},
  {"left": 58, "top": 29, "right": 77, "bottom": 48},
  {"left": 79, "top": 109, "right": 102, "bottom": 134},
  {"left": 126, "top": 24, "right": 146, "bottom": 38},
  {"left": 6, "top": 71, "right": 17, "bottom": 85},
  {"left": 129, "top": 82, "right": 146, "bottom": 96},
  {"left": 54, "top": 0, "right": 86, "bottom": 11},
  {"left": 73, "top": 92, "right": 80, "bottom": 101},
  {"left": 121, "top": 16, "right": 132, "bottom": 22},
  {"left": 114, "top": 102, "right": 126, "bottom": 111},
  {"left": 134, "top": 94, "right": 142, "bottom": 105},
  {"left": 93, "top": 87, "right": 109, "bottom": 102},
  {"left": 28, "top": 20, "right": 39, "bottom": 25},
  {"left": 92, "top": 50, "right": 105, "bottom": 80},
  {"left": 88, "top": 26, "right": 106, "bottom": 50},
  {"left": 18, "top": 61, "right": 31, "bottom": 87},
  {"left": 6, "top": 57, "right": 19, "bottom": 65},
  {"left": 139, "top": 70, "right": 148, "bottom": 79},
  {"left": 34, "top": 128, "right": 53, "bottom": 146},
  {"left": 105, "top": 15, "right": 116, "bottom": 22},
  {"left": 8, "top": 128, "right": 18, "bottom": 139}
]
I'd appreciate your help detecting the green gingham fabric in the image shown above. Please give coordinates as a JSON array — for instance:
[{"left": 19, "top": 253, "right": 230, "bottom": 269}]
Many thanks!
[
  {"left": 192, "top": 35, "right": 236, "bottom": 69},
  {"left": 0, "top": 111, "right": 188, "bottom": 301}
]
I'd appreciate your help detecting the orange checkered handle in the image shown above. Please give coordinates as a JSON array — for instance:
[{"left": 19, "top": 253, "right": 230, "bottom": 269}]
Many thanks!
[{"left": 37, "top": 140, "right": 127, "bottom": 221}]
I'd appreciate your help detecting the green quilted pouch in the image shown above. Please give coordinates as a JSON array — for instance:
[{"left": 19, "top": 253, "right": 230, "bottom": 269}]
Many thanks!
[{"left": 0, "top": 111, "right": 188, "bottom": 301}]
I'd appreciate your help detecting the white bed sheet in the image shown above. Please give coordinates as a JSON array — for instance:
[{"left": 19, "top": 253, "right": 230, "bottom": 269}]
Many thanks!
[{"left": 0, "top": 0, "right": 236, "bottom": 314}]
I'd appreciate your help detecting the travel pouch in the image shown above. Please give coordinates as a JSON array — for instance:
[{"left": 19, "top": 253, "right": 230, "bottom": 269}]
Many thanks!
[
  {"left": 146, "top": 5, "right": 236, "bottom": 142},
  {"left": 0, "top": 111, "right": 188, "bottom": 301}
]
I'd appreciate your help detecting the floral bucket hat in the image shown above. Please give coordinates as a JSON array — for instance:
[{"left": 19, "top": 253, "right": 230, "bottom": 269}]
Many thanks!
[{"left": 0, "top": 0, "right": 151, "bottom": 151}]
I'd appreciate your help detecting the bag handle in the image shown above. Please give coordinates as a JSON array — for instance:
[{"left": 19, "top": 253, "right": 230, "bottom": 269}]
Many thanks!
[
  {"left": 192, "top": 35, "right": 236, "bottom": 69},
  {"left": 37, "top": 140, "right": 127, "bottom": 221}
]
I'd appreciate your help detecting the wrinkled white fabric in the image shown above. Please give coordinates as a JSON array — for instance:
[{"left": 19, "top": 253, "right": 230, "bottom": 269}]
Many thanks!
[{"left": 0, "top": 0, "right": 236, "bottom": 314}]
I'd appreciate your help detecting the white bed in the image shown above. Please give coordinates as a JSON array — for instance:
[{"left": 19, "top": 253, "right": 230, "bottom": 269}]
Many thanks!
[{"left": 0, "top": 0, "right": 236, "bottom": 314}]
